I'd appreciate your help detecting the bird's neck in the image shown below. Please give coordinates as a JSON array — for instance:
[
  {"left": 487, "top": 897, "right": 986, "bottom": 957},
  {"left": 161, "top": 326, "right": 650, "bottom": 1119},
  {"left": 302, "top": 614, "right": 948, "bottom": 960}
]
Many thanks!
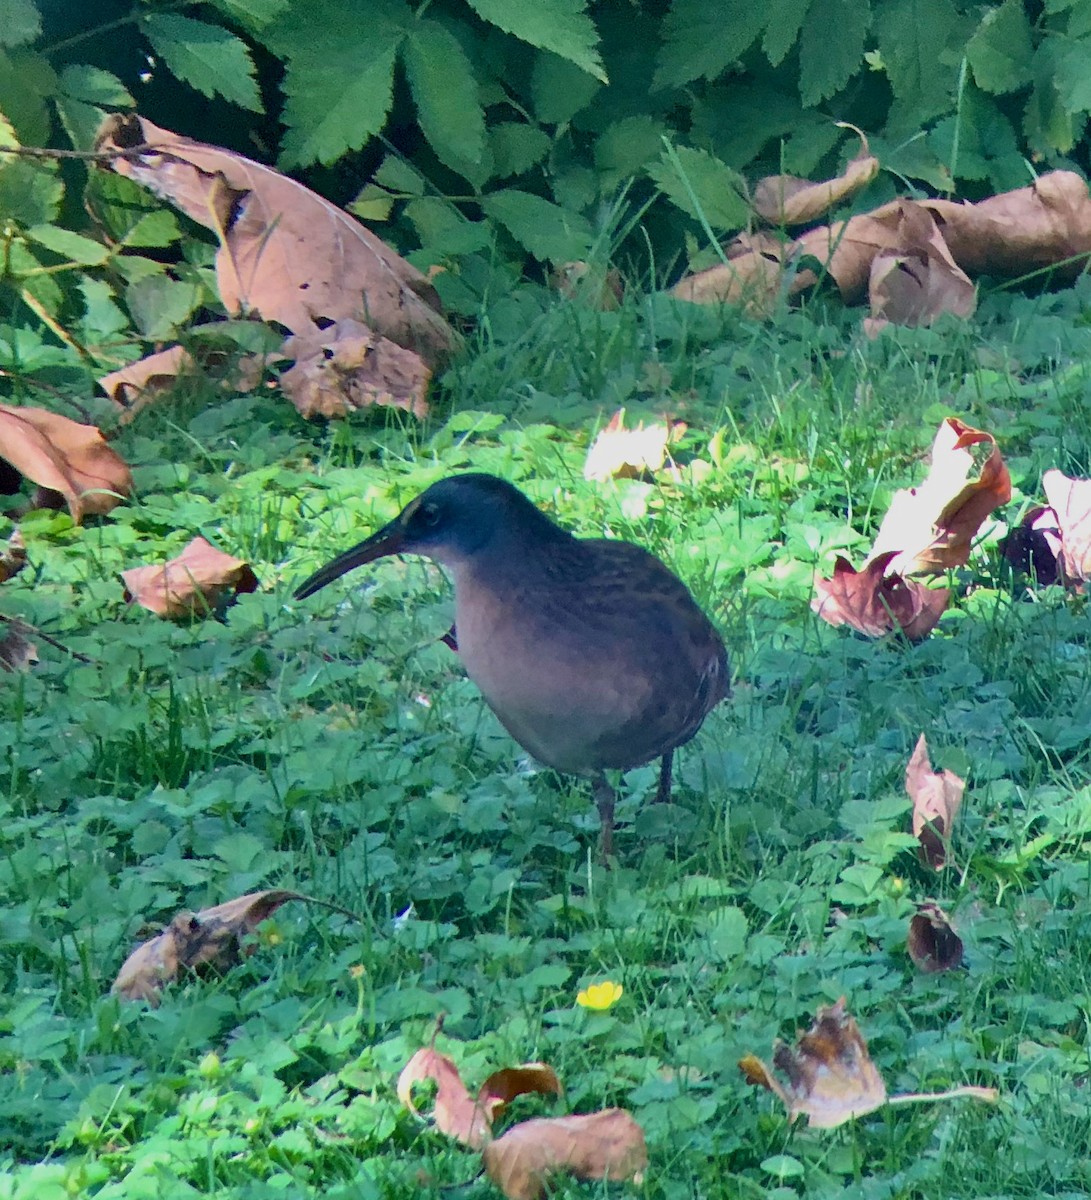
[{"left": 441, "top": 520, "right": 580, "bottom": 588}]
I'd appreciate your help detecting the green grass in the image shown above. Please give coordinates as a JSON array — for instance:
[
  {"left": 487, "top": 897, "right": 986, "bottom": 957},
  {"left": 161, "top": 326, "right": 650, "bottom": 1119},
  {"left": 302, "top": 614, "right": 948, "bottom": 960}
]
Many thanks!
[{"left": 6, "top": 277, "right": 1091, "bottom": 1198}]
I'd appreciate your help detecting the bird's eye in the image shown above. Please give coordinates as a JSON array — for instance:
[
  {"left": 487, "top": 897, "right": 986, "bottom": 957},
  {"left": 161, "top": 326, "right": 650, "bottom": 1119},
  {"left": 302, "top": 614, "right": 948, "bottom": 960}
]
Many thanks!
[{"left": 419, "top": 502, "right": 441, "bottom": 528}]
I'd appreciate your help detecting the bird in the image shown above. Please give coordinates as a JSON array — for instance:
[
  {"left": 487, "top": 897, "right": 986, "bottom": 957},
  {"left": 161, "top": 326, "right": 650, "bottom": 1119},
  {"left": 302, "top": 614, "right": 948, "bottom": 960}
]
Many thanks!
[{"left": 294, "top": 473, "right": 728, "bottom": 856}]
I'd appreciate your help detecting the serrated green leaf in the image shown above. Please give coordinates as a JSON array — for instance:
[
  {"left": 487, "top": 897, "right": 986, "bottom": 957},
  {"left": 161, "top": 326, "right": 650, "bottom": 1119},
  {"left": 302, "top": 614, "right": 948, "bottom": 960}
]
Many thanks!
[
  {"left": 122, "top": 211, "right": 183, "bottom": 249},
  {"left": 0, "top": 0, "right": 40, "bottom": 48},
  {"left": 691, "top": 82, "right": 806, "bottom": 167},
  {"left": 654, "top": 0, "right": 767, "bottom": 89},
  {"left": 647, "top": 145, "right": 750, "bottom": 231},
  {"left": 967, "top": 0, "right": 1034, "bottom": 93},
  {"left": 126, "top": 274, "right": 203, "bottom": 340},
  {"left": 762, "top": 0, "right": 813, "bottom": 67},
  {"left": 53, "top": 97, "right": 103, "bottom": 151},
  {"left": 59, "top": 64, "right": 133, "bottom": 107},
  {"left": 78, "top": 278, "right": 129, "bottom": 344},
  {"left": 85, "top": 172, "right": 179, "bottom": 245},
  {"left": 142, "top": 14, "right": 262, "bottom": 112},
  {"left": 374, "top": 155, "right": 426, "bottom": 196},
  {"left": 0, "top": 48, "right": 56, "bottom": 144},
  {"left": 404, "top": 197, "right": 492, "bottom": 255},
  {"left": 7, "top": 239, "right": 62, "bottom": 315},
  {"left": 208, "top": 0, "right": 289, "bottom": 31},
  {"left": 348, "top": 191, "right": 394, "bottom": 221},
  {"left": 594, "top": 116, "right": 667, "bottom": 189},
  {"left": 0, "top": 159, "right": 61, "bottom": 225},
  {"left": 481, "top": 188, "right": 592, "bottom": 262},
  {"left": 490, "top": 122, "right": 550, "bottom": 178},
  {"left": 27, "top": 225, "right": 109, "bottom": 266},
  {"left": 403, "top": 19, "right": 485, "bottom": 166},
  {"left": 465, "top": 0, "right": 605, "bottom": 80},
  {"left": 1051, "top": 35, "right": 1091, "bottom": 112},
  {"left": 265, "top": 0, "right": 410, "bottom": 167},
  {"left": 1025, "top": 40, "right": 1081, "bottom": 153},
  {"left": 799, "top": 0, "right": 870, "bottom": 105},
  {"left": 875, "top": 0, "right": 961, "bottom": 120},
  {"left": 531, "top": 51, "right": 601, "bottom": 125}
]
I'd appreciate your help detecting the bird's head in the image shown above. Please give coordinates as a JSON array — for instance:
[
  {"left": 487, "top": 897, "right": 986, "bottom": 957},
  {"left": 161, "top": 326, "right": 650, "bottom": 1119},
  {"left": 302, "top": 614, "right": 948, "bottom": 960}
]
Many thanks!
[{"left": 294, "top": 473, "right": 562, "bottom": 600}]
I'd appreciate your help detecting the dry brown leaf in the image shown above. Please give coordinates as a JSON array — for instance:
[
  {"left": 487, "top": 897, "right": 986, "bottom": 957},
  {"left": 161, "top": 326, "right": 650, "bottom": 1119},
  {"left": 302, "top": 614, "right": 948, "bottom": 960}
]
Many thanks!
[
  {"left": 478, "top": 1064, "right": 564, "bottom": 1124},
  {"left": 95, "top": 114, "right": 454, "bottom": 367},
  {"left": 867, "top": 201, "right": 976, "bottom": 329},
  {"left": 98, "top": 345, "right": 197, "bottom": 418},
  {"left": 906, "top": 733, "right": 965, "bottom": 870},
  {"left": 999, "top": 504, "right": 1062, "bottom": 586},
  {"left": 0, "top": 405, "right": 132, "bottom": 523},
  {"left": 867, "top": 418, "right": 1012, "bottom": 576},
  {"left": 1041, "top": 469, "right": 1091, "bottom": 586},
  {"left": 397, "top": 1046, "right": 491, "bottom": 1149},
  {"left": 0, "top": 623, "right": 37, "bottom": 672},
  {"left": 0, "top": 529, "right": 26, "bottom": 583},
  {"left": 753, "top": 125, "right": 879, "bottom": 226},
  {"left": 671, "top": 233, "right": 811, "bottom": 316},
  {"left": 583, "top": 408, "right": 685, "bottom": 481},
  {"left": 482, "top": 1109, "right": 647, "bottom": 1200},
  {"left": 812, "top": 552, "right": 950, "bottom": 642},
  {"left": 794, "top": 206, "right": 901, "bottom": 303},
  {"left": 121, "top": 536, "right": 259, "bottom": 619},
  {"left": 279, "top": 319, "right": 430, "bottom": 419},
  {"left": 907, "top": 902, "right": 964, "bottom": 973},
  {"left": 739, "top": 997, "right": 887, "bottom": 1128},
  {"left": 113, "top": 888, "right": 304, "bottom": 1004},
  {"left": 922, "top": 170, "right": 1091, "bottom": 281}
]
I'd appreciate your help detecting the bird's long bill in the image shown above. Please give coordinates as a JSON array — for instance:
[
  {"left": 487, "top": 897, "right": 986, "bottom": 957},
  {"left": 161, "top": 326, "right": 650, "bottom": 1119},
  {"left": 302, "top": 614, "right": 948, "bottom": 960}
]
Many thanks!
[{"left": 293, "top": 519, "right": 405, "bottom": 600}]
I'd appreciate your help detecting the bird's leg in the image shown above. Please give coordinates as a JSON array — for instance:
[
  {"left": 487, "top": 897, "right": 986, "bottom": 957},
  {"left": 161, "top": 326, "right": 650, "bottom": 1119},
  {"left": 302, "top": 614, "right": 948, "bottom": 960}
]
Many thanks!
[
  {"left": 653, "top": 750, "right": 674, "bottom": 805},
  {"left": 593, "top": 772, "right": 616, "bottom": 860}
]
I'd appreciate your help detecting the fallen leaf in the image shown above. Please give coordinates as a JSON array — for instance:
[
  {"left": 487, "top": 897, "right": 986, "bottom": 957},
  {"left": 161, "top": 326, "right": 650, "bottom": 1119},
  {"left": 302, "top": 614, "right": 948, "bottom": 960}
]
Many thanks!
[
  {"left": 97, "top": 345, "right": 197, "bottom": 418},
  {"left": 906, "top": 733, "right": 965, "bottom": 869},
  {"left": 0, "top": 622, "right": 37, "bottom": 672},
  {"left": 478, "top": 1064, "right": 564, "bottom": 1124},
  {"left": 95, "top": 115, "right": 454, "bottom": 368},
  {"left": 279, "top": 319, "right": 431, "bottom": 419},
  {"left": 998, "top": 505, "right": 1062, "bottom": 586},
  {"left": 583, "top": 410, "right": 683, "bottom": 481},
  {"left": 812, "top": 552, "right": 950, "bottom": 641},
  {"left": 739, "top": 998, "right": 886, "bottom": 1128},
  {"left": 867, "top": 418, "right": 1012, "bottom": 575},
  {"left": 794, "top": 207, "right": 901, "bottom": 303},
  {"left": 671, "top": 232, "right": 810, "bottom": 316},
  {"left": 907, "top": 902, "right": 964, "bottom": 973},
  {"left": 0, "top": 405, "right": 132, "bottom": 523},
  {"left": 753, "top": 124, "right": 879, "bottom": 226},
  {"left": 397, "top": 1045, "right": 491, "bottom": 1149},
  {"left": 1041, "top": 469, "right": 1091, "bottom": 586},
  {"left": 0, "top": 529, "right": 26, "bottom": 582},
  {"left": 921, "top": 170, "right": 1091, "bottom": 281},
  {"left": 113, "top": 889, "right": 305, "bottom": 1004},
  {"left": 867, "top": 201, "right": 976, "bottom": 328},
  {"left": 121, "top": 536, "right": 259, "bottom": 618},
  {"left": 482, "top": 1109, "right": 647, "bottom": 1200}
]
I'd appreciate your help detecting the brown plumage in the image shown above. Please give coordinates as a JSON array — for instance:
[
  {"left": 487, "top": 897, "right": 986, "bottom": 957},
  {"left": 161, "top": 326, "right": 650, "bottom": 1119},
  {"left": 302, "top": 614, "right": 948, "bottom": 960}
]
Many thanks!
[{"left": 294, "top": 473, "right": 728, "bottom": 855}]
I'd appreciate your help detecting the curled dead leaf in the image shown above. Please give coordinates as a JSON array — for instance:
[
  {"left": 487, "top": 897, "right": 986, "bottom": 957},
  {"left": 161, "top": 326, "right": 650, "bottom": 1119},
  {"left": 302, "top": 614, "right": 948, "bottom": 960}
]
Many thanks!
[
  {"left": 478, "top": 1064, "right": 564, "bottom": 1125},
  {"left": 740, "top": 997, "right": 887, "bottom": 1128},
  {"left": 867, "top": 201, "right": 976, "bottom": 329},
  {"left": 812, "top": 552, "right": 950, "bottom": 641},
  {"left": 98, "top": 345, "right": 197, "bottom": 420},
  {"left": 279, "top": 319, "right": 431, "bottom": 419},
  {"left": 999, "top": 505, "right": 1062, "bottom": 586},
  {"left": 1041, "top": 469, "right": 1091, "bottom": 586},
  {"left": 397, "top": 1045, "right": 491, "bottom": 1149},
  {"left": 0, "top": 405, "right": 132, "bottom": 523},
  {"left": 112, "top": 889, "right": 305, "bottom": 1004},
  {"left": 907, "top": 902, "right": 964, "bottom": 973},
  {"left": 753, "top": 125, "right": 879, "bottom": 226},
  {"left": 671, "top": 232, "right": 810, "bottom": 316},
  {"left": 868, "top": 418, "right": 1011, "bottom": 576},
  {"left": 95, "top": 115, "right": 454, "bottom": 368},
  {"left": 906, "top": 733, "right": 965, "bottom": 870},
  {"left": 583, "top": 408, "right": 684, "bottom": 481},
  {"left": 0, "top": 622, "right": 38, "bottom": 672},
  {"left": 482, "top": 1109, "right": 647, "bottom": 1200},
  {"left": 0, "top": 529, "right": 26, "bottom": 583},
  {"left": 121, "top": 536, "right": 259, "bottom": 619}
]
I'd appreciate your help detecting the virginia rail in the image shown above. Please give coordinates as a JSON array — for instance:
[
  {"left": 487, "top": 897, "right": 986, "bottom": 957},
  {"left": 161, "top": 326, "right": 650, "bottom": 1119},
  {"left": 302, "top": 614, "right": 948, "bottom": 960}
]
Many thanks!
[{"left": 294, "top": 473, "right": 728, "bottom": 855}]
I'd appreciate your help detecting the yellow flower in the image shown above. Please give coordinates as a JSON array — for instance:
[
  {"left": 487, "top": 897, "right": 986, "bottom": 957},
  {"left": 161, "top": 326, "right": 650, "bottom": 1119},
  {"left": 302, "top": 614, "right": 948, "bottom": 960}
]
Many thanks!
[{"left": 577, "top": 981, "right": 624, "bottom": 1010}]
